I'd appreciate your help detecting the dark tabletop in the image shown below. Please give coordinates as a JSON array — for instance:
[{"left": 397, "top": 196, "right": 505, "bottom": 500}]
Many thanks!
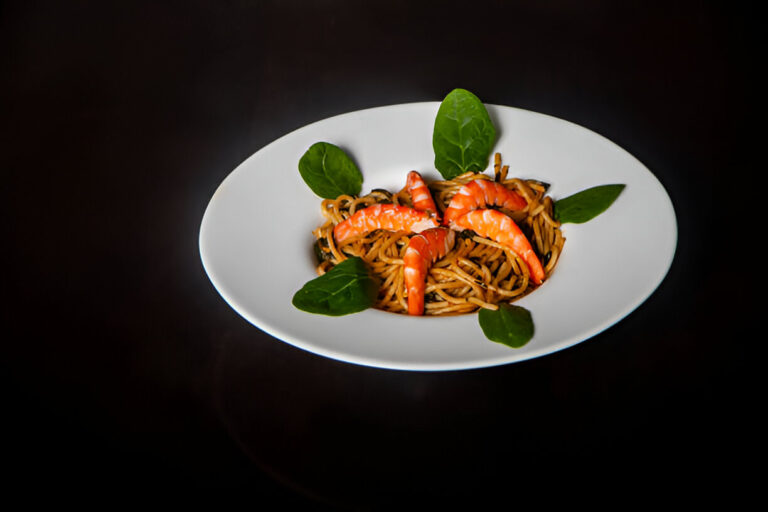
[{"left": 2, "top": 0, "right": 758, "bottom": 507}]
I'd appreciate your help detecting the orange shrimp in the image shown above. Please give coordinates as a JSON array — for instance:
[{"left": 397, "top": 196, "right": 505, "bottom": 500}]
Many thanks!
[
  {"left": 442, "top": 179, "right": 527, "bottom": 226},
  {"left": 406, "top": 170, "right": 440, "bottom": 220},
  {"left": 333, "top": 204, "right": 440, "bottom": 244},
  {"left": 453, "top": 209, "right": 545, "bottom": 285},
  {"left": 403, "top": 227, "right": 456, "bottom": 315}
]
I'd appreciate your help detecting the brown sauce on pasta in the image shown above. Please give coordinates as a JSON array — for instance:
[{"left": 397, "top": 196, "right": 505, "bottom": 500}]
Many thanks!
[{"left": 312, "top": 154, "right": 565, "bottom": 315}]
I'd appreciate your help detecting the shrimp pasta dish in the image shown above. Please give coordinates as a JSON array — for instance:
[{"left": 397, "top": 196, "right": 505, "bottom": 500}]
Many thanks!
[{"left": 312, "top": 154, "right": 565, "bottom": 316}]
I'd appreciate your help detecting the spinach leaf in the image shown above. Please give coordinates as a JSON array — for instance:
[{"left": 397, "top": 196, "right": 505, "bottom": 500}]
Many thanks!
[
  {"left": 553, "top": 184, "right": 625, "bottom": 224},
  {"left": 478, "top": 303, "right": 534, "bottom": 348},
  {"left": 432, "top": 88, "right": 497, "bottom": 179},
  {"left": 292, "top": 257, "right": 378, "bottom": 316},
  {"left": 298, "top": 142, "right": 363, "bottom": 199}
]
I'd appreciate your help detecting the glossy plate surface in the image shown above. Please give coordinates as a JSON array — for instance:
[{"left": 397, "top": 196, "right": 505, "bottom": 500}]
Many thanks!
[{"left": 199, "top": 102, "right": 677, "bottom": 371}]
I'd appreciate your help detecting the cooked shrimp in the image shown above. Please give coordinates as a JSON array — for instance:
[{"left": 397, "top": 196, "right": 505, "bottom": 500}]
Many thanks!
[
  {"left": 403, "top": 227, "right": 456, "bottom": 315},
  {"left": 406, "top": 170, "right": 440, "bottom": 220},
  {"left": 333, "top": 204, "right": 440, "bottom": 245},
  {"left": 442, "top": 179, "right": 527, "bottom": 226},
  {"left": 453, "top": 209, "right": 545, "bottom": 285}
]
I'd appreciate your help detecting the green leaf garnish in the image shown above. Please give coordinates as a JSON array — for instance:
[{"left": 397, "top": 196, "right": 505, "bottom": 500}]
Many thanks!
[
  {"left": 292, "top": 257, "right": 378, "bottom": 316},
  {"left": 298, "top": 142, "right": 363, "bottom": 199},
  {"left": 553, "top": 184, "right": 625, "bottom": 224},
  {"left": 478, "top": 303, "right": 534, "bottom": 348},
  {"left": 432, "top": 88, "right": 497, "bottom": 179}
]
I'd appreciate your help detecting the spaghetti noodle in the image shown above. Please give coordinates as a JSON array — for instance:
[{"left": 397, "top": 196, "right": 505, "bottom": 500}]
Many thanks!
[{"left": 312, "top": 154, "right": 565, "bottom": 315}]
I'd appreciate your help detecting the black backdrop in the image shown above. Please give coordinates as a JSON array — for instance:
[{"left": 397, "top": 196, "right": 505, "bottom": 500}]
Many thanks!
[{"left": 2, "top": 1, "right": 758, "bottom": 507}]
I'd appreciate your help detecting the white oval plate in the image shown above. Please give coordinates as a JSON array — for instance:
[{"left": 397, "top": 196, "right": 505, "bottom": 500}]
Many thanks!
[{"left": 199, "top": 102, "right": 677, "bottom": 371}]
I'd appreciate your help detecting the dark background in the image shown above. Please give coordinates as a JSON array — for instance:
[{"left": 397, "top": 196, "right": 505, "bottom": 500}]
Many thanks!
[{"left": 2, "top": 0, "right": 758, "bottom": 507}]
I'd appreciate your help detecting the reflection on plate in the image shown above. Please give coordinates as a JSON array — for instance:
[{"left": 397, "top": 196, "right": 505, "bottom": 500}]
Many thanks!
[{"left": 199, "top": 102, "right": 677, "bottom": 371}]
